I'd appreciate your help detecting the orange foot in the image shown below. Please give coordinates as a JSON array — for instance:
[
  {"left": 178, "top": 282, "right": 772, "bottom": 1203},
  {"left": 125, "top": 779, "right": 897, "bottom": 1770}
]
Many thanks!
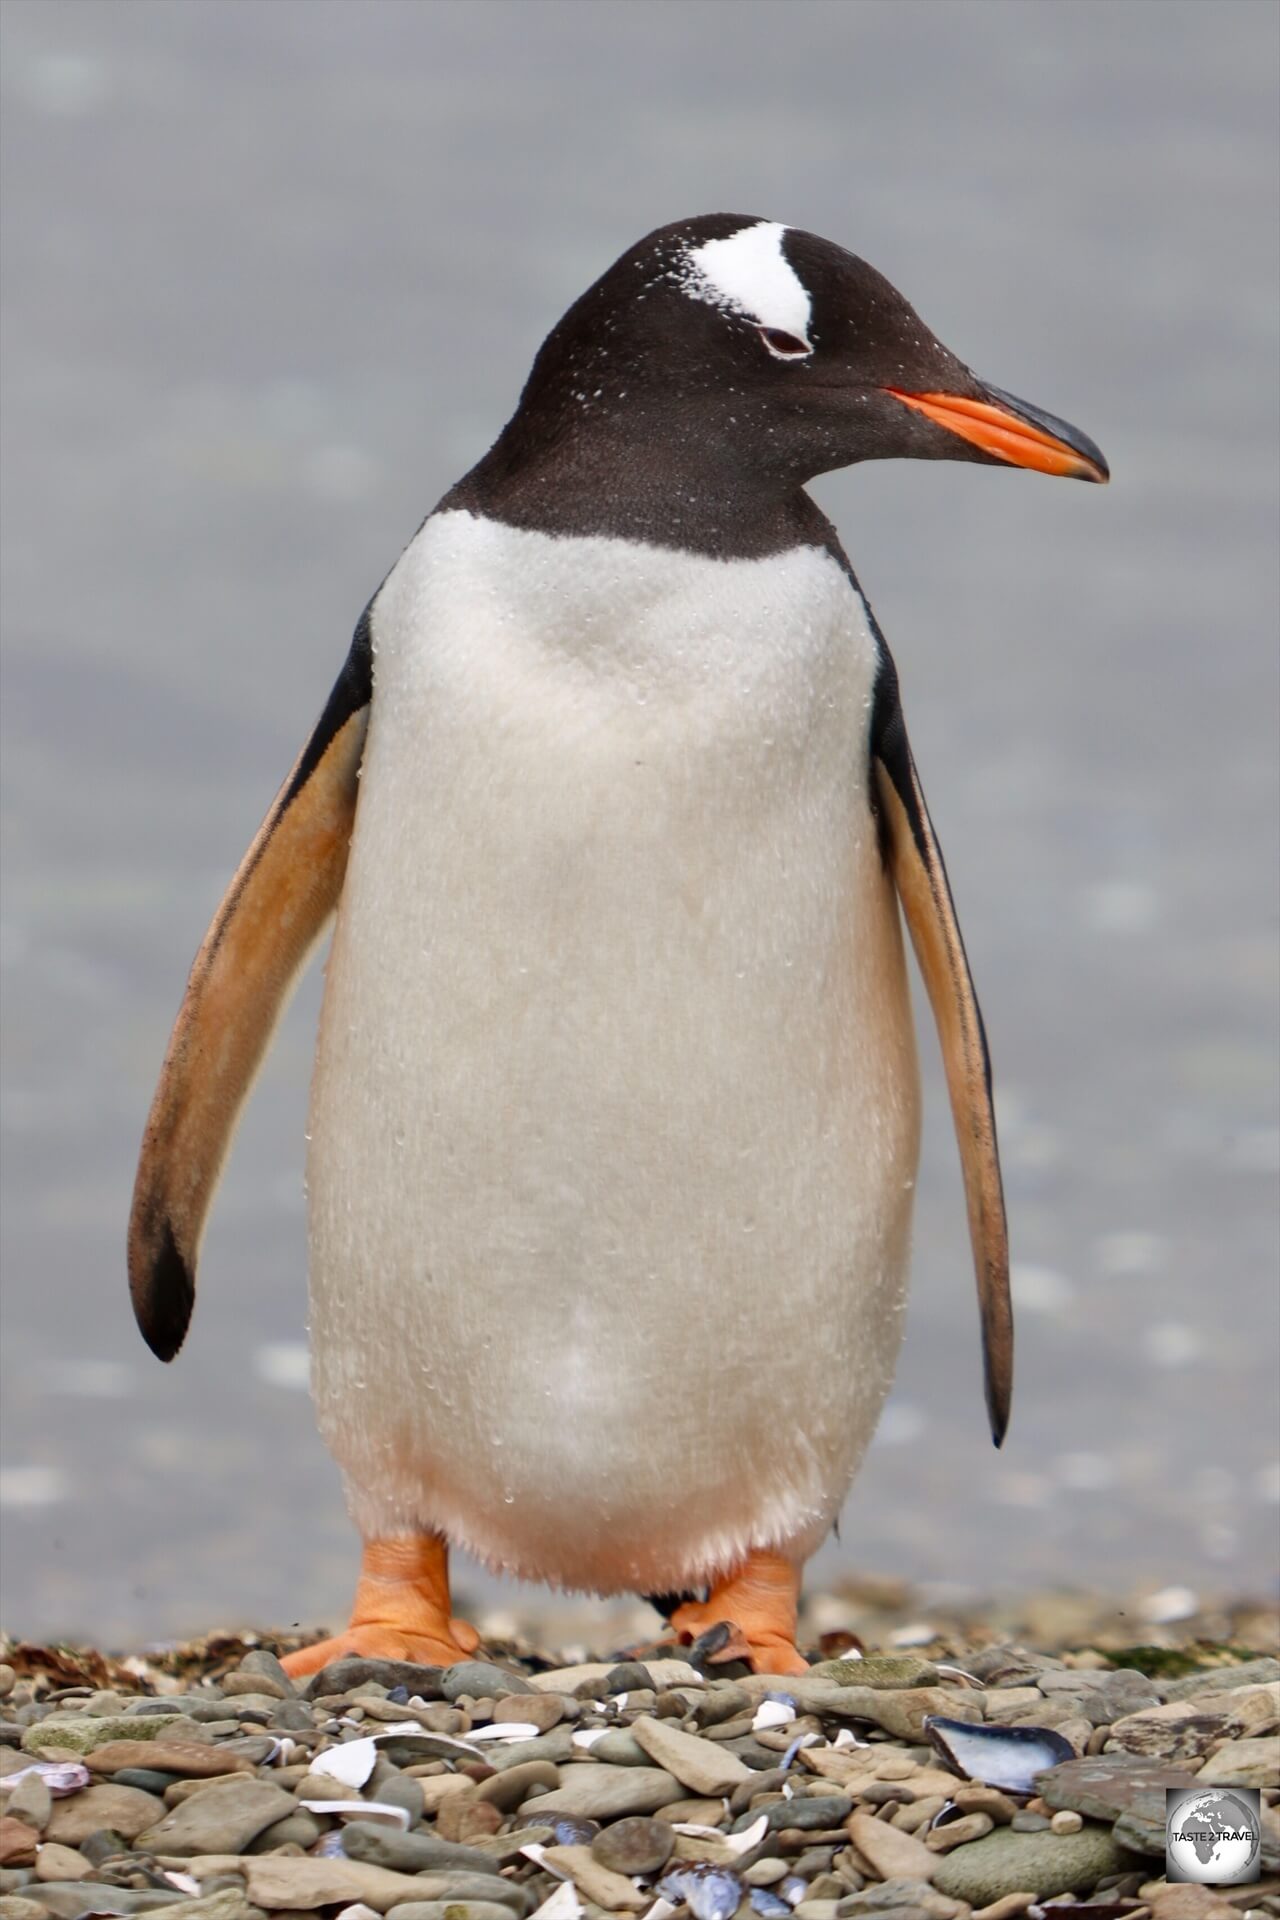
[
  {"left": 668, "top": 1549, "right": 808, "bottom": 1676},
  {"left": 281, "top": 1535, "right": 481, "bottom": 1678}
]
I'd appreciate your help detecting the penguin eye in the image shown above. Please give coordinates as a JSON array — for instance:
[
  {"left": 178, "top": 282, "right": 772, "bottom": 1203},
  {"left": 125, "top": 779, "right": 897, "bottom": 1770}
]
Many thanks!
[{"left": 758, "top": 326, "right": 813, "bottom": 360}]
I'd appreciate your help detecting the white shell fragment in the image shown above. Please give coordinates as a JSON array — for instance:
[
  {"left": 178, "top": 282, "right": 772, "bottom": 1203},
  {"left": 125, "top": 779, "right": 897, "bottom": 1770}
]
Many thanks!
[
  {"left": 0, "top": 1761, "right": 91, "bottom": 1796},
  {"left": 832, "top": 1727, "right": 868, "bottom": 1750},
  {"left": 309, "top": 1735, "right": 379, "bottom": 1787},
  {"left": 163, "top": 1873, "right": 201, "bottom": 1894},
  {"left": 532, "top": 1884, "right": 585, "bottom": 1920},
  {"left": 923, "top": 1713, "right": 1075, "bottom": 1796},
  {"left": 299, "top": 1798, "right": 412, "bottom": 1828},
  {"left": 671, "top": 1819, "right": 766, "bottom": 1855},
  {"left": 466, "top": 1721, "right": 542, "bottom": 1741},
  {"left": 752, "top": 1698, "right": 796, "bottom": 1731},
  {"left": 571, "top": 1727, "right": 611, "bottom": 1750}
]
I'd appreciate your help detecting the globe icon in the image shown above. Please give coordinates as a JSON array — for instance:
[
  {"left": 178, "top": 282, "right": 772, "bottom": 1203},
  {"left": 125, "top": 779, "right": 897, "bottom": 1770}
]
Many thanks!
[{"left": 1167, "top": 1788, "right": 1262, "bottom": 1885}]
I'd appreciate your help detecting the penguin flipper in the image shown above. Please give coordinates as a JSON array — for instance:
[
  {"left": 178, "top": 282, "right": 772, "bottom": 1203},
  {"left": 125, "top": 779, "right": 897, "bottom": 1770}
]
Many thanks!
[
  {"left": 871, "top": 661, "right": 1013, "bottom": 1446},
  {"left": 128, "top": 610, "right": 372, "bottom": 1362}
]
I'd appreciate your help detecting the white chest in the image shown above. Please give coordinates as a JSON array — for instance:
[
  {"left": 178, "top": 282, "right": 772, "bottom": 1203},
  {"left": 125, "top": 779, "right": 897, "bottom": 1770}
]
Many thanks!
[{"left": 306, "top": 511, "right": 920, "bottom": 1591}]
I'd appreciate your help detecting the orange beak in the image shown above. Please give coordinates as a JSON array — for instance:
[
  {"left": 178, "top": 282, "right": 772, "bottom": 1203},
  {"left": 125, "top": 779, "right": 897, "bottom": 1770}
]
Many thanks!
[{"left": 885, "top": 382, "right": 1109, "bottom": 484}]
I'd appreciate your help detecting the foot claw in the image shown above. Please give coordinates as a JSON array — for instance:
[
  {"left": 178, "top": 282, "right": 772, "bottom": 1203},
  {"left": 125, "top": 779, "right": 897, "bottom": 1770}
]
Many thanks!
[{"left": 668, "top": 1550, "right": 808, "bottom": 1675}]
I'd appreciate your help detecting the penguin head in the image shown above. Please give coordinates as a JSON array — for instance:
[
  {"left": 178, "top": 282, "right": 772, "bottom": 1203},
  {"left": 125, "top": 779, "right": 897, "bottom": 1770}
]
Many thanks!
[{"left": 507, "top": 215, "right": 1108, "bottom": 491}]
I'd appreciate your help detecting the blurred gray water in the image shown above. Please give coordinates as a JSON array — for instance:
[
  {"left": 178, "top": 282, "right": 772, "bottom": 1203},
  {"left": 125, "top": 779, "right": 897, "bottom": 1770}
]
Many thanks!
[{"left": 1, "top": 0, "right": 1277, "bottom": 1646}]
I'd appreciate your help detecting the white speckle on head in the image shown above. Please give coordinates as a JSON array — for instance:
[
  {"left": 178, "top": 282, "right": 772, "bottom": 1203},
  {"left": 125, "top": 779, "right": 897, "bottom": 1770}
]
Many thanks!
[{"left": 675, "top": 221, "right": 813, "bottom": 353}]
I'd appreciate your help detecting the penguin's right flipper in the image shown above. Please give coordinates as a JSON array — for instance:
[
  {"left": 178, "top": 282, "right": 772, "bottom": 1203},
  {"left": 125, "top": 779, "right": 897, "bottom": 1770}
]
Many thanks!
[{"left": 127, "top": 609, "right": 373, "bottom": 1362}]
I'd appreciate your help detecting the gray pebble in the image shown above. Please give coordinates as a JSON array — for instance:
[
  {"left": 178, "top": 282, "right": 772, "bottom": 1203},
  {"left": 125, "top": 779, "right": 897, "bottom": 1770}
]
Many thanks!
[
  {"left": 604, "top": 1663, "right": 655, "bottom": 1693},
  {"left": 301, "top": 1656, "right": 446, "bottom": 1700},
  {"left": 745, "top": 1796, "right": 853, "bottom": 1833},
  {"left": 135, "top": 1775, "right": 295, "bottom": 1855},
  {"left": 375, "top": 1773, "right": 429, "bottom": 1820},
  {"left": 245, "top": 1808, "right": 323, "bottom": 1851},
  {"left": 587, "top": 1730, "right": 651, "bottom": 1766},
  {"left": 78, "top": 1832, "right": 131, "bottom": 1864},
  {"left": 1009, "top": 1811, "right": 1051, "bottom": 1831},
  {"left": 341, "top": 1820, "right": 507, "bottom": 1876},
  {"left": 6, "top": 1773, "right": 51, "bottom": 1832},
  {"left": 693, "top": 1685, "right": 753, "bottom": 1728},
  {"left": 482, "top": 1728, "right": 575, "bottom": 1770},
  {"left": 442, "top": 1661, "right": 533, "bottom": 1701},
  {"left": 236, "top": 1650, "right": 298, "bottom": 1697},
  {"left": 109, "top": 1770, "right": 179, "bottom": 1795},
  {"left": 931, "top": 1823, "right": 1125, "bottom": 1905},
  {"left": 730, "top": 1766, "right": 789, "bottom": 1814}
]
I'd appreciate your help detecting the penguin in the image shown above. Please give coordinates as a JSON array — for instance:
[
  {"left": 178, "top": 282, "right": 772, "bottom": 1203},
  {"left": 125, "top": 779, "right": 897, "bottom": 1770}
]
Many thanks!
[{"left": 128, "top": 216, "right": 1107, "bottom": 1677}]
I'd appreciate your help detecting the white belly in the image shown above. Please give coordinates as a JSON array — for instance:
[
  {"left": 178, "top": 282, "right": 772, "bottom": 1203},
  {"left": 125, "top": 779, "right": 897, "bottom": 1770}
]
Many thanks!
[{"left": 307, "top": 511, "right": 920, "bottom": 1593}]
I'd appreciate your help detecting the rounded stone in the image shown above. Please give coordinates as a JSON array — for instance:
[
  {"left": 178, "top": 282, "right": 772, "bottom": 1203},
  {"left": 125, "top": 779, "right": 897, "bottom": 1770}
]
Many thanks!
[
  {"left": 932, "top": 1823, "right": 1127, "bottom": 1905},
  {"left": 442, "top": 1663, "right": 533, "bottom": 1702},
  {"left": 591, "top": 1815, "right": 675, "bottom": 1876}
]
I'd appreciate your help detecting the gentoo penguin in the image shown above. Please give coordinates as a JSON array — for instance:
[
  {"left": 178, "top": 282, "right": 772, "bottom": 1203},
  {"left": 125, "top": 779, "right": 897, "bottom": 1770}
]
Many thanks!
[{"left": 129, "top": 216, "right": 1107, "bottom": 1676}]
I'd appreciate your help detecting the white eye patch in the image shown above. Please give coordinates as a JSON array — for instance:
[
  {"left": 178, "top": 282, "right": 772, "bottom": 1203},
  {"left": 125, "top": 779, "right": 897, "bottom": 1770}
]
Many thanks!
[{"left": 675, "top": 221, "right": 814, "bottom": 354}]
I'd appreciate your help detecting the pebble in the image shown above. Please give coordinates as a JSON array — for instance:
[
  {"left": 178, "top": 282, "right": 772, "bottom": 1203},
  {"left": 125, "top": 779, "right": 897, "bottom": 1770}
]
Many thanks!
[
  {"left": 519, "top": 1762, "right": 683, "bottom": 1818},
  {"left": 583, "top": 1730, "right": 651, "bottom": 1766},
  {"left": 543, "top": 1841, "right": 649, "bottom": 1910},
  {"left": 90, "top": 1742, "right": 254, "bottom": 1778},
  {"left": 755, "top": 1794, "right": 853, "bottom": 1833},
  {"left": 1195, "top": 1734, "right": 1279, "bottom": 1785},
  {"left": 931, "top": 1823, "right": 1125, "bottom": 1904},
  {"left": 631, "top": 1715, "right": 753, "bottom": 1794},
  {"left": 0, "top": 1816, "right": 37, "bottom": 1866},
  {"left": 135, "top": 1776, "right": 296, "bottom": 1853},
  {"left": 924, "top": 1811, "right": 994, "bottom": 1852},
  {"left": 45, "top": 1782, "right": 166, "bottom": 1843},
  {"left": 1049, "top": 1807, "right": 1082, "bottom": 1833},
  {"left": 809, "top": 1658, "right": 939, "bottom": 1690},
  {"left": 845, "top": 1810, "right": 938, "bottom": 1882},
  {"left": 384, "top": 1905, "right": 520, "bottom": 1920},
  {"left": 950, "top": 1784, "right": 1018, "bottom": 1824},
  {"left": 589, "top": 1813, "right": 674, "bottom": 1875},
  {"left": 442, "top": 1663, "right": 532, "bottom": 1702},
  {"left": 340, "top": 1820, "right": 506, "bottom": 1876},
  {"left": 436, "top": 1796, "right": 502, "bottom": 1843},
  {"left": 493, "top": 1693, "right": 563, "bottom": 1732},
  {"left": 5, "top": 1775, "right": 51, "bottom": 1833},
  {"left": 33, "top": 1842, "right": 93, "bottom": 1882},
  {"left": 473, "top": 1759, "right": 561, "bottom": 1811}
]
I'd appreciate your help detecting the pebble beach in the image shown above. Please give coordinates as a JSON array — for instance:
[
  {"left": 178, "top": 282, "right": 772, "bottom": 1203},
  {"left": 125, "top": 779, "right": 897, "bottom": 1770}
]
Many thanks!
[{"left": 2, "top": 1584, "right": 1276, "bottom": 1920}]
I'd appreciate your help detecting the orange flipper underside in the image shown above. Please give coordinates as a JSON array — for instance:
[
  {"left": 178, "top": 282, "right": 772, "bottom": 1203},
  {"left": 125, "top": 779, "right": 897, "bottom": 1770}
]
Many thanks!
[
  {"left": 668, "top": 1549, "right": 807, "bottom": 1676},
  {"left": 281, "top": 1537, "right": 480, "bottom": 1678}
]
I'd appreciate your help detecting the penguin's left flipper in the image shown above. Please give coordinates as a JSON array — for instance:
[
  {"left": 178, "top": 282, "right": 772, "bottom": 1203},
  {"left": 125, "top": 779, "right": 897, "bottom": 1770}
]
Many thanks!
[
  {"left": 128, "top": 609, "right": 373, "bottom": 1363},
  {"left": 871, "top": 658, "right": 1014, "bottom": 1446}
]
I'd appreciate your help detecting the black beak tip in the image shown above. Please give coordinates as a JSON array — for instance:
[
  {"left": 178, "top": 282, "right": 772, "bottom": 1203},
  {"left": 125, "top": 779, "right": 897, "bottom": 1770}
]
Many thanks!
[{"left": 983, "top": 380, "right": 1110, "bottom": 484}]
